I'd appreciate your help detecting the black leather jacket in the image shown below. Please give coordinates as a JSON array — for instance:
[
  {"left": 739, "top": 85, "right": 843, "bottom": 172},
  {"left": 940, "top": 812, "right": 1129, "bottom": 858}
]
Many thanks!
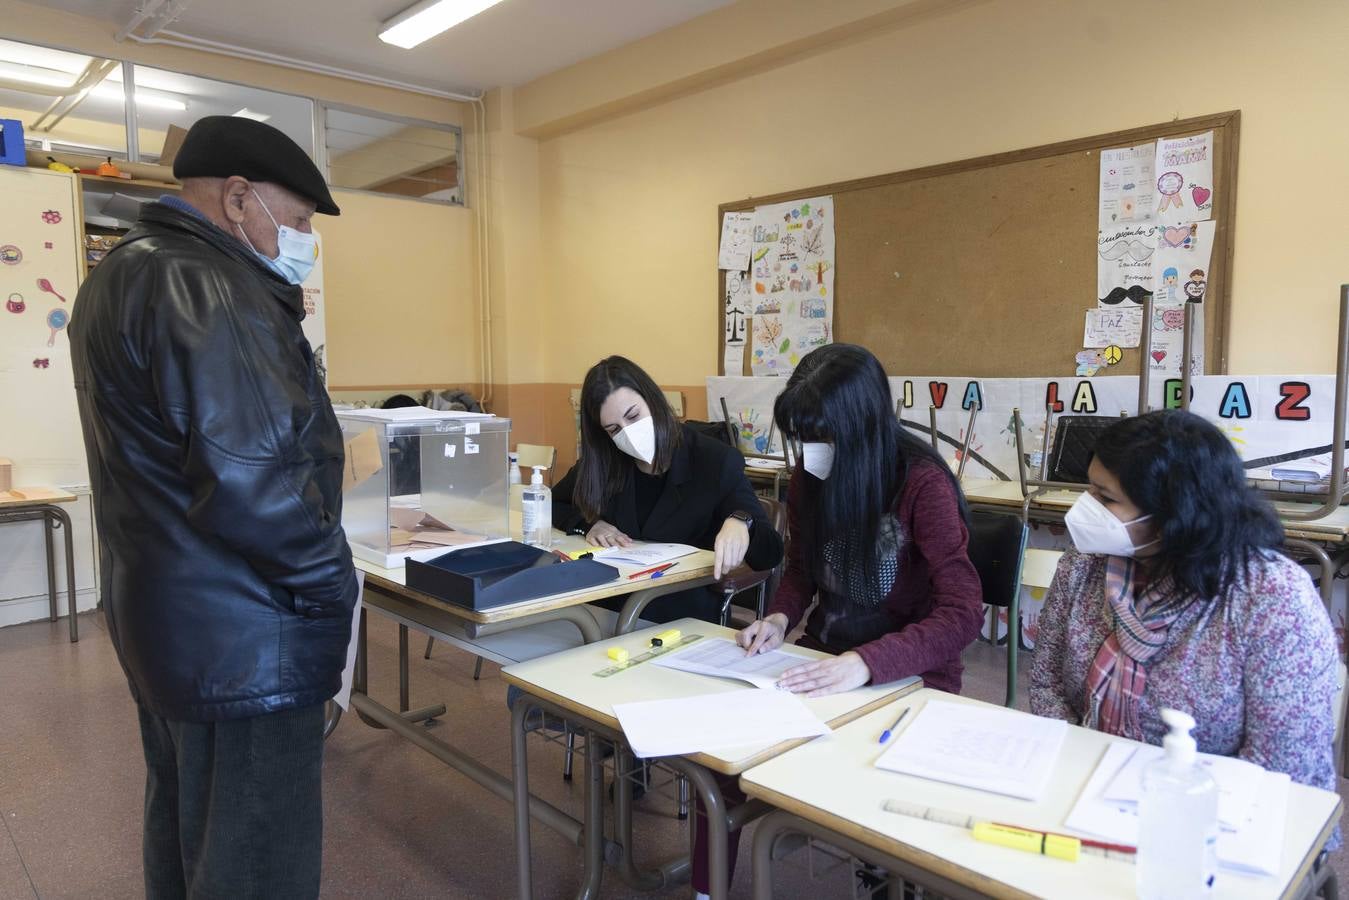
[{"left": 70, "top": 202, "right": 357, "bottom": 722}]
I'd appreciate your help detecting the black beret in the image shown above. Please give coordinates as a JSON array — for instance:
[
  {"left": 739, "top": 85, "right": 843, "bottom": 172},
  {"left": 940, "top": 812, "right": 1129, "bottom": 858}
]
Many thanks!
[{"left": 173, "top": 115, "right": 340, "bottom": 216}]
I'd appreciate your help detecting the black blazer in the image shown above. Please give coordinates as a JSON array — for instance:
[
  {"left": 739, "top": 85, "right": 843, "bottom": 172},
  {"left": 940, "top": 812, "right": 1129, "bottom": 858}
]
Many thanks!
[{"left": 553, "top": 424, "right": 783, "bottom": 573}]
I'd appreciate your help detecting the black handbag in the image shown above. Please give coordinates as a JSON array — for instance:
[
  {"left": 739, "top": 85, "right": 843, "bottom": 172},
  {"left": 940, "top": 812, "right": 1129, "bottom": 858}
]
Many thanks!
[{"left": 1048, "top": 416, "right": 1119, "bottom": 483}]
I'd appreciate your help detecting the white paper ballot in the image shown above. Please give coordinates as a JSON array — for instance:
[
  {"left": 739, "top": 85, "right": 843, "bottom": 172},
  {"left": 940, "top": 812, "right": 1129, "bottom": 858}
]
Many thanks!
[
  {"left": 650, "top": 636, "right": 805, "bottom": 689},
  {"left": 1064, "top": 742, "right": 1291, "bottom": 877},
  {"left": 612, "top": 688, "right": 829, "bottom": 759},
  {"left": 1102, "top": 742, "right": 1263, "bottom": 829},
  {"left": 333, "top": 570, "right": 367, "bottom": 711},
  {"left": 591, "top": 542, "right": 699, "bottom": 567},
  {"left": 873, "top": 699, "right": 1067, "bottom": 800}
]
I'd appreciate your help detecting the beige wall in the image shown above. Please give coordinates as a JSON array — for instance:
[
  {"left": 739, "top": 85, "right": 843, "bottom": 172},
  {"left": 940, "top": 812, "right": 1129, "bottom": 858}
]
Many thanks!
[
  {"left": 513, "top": 0, "right": 1349, "bottom": 383},
  {"left": 322, "top": 189, "right": 479, "bottom": 390}
]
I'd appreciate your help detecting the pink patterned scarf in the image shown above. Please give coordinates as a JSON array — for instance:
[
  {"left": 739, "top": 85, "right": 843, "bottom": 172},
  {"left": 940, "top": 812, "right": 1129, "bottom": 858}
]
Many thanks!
[{"left": 1084, "top": 556, "right": 1184, "bottom": 741}]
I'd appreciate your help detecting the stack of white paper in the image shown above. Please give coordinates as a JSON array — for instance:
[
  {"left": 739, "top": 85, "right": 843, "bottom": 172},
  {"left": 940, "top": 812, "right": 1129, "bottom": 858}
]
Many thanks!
[
  {"left": 873, "top": 700, "right": 1068, "bottom": 801},
  {"left": 611, "top": 689, "right": 829, "bottom": 758},
  {"left": 650, "top": 637, "right": 804, "bottom": 689},
  {"left": 1064, "top": 742, "right": 1291, "bottom": 877},
  {"left": 591, "top": 542, "right": 699, "bottom": 567}
]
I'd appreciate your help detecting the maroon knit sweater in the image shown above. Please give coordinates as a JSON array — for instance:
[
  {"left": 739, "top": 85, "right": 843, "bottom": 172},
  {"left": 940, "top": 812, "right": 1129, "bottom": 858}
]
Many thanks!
[{"left": 766, "top": 460, "right": 983, "bottom": 692}]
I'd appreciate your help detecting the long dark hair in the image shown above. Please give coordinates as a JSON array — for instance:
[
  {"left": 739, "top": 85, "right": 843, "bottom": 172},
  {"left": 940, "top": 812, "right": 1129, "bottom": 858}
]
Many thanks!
[
  {"left": 1092, "top": 410, "right": 1283, "bottom": 603},
  {"left": 774, "top": 344, "right": 965, "bottom": 595},
  {"left": 573, "top": 356, "right": 682, "bottom": 522}
]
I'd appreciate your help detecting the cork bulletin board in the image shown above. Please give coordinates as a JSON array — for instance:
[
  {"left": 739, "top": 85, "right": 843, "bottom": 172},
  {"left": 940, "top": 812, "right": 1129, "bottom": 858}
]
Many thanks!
[{"left": 718, "top": 111, "right": 1239, "bottom": 377}]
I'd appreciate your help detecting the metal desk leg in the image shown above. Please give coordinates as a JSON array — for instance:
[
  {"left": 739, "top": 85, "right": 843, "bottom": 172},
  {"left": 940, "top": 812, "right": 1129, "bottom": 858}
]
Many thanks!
[
  {"left": 398, "top": 623, "right": 410, "bottom": 713},
  {"left": 663, "top": 759, "right": 730, "bottom": 900},
  {"left": 51, "top": 506, "right": 78, "bottom": 643},
  {"left": 511, "top": 699, "right": 534, "bottom": 900},
  {"left": 579, "top": 729, "right": 606, "bottom": 900},
  {"left": 42, "top": 508, "right": 56, "bottom": 624}
]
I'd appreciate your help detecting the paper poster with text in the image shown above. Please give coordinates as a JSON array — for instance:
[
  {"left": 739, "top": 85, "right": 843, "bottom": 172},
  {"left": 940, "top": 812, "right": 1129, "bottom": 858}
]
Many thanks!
[
  {"left": 1153, "top": 131, "right": 1214, "bottom": 226},
  {"left": 1099, "top": 143, "right": 1156, "bottom": 228},
  {"left": 1097, "top": 224, "right": 1157, "bottom": 308}
]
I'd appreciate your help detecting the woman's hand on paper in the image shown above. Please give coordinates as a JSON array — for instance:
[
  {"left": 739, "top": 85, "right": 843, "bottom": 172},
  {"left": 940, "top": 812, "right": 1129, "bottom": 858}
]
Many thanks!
[
  {"left": 713, "top": 516, "right": 750, "bottom": 578},
  {"left": 586, "top": 520, "right": 632, "bottom": 548},
  {"left": 776, "top": 651, "right": 871, "bottom": 698},
  {"left": 737, "top": 613, "right": 788, "bottom": 656}
]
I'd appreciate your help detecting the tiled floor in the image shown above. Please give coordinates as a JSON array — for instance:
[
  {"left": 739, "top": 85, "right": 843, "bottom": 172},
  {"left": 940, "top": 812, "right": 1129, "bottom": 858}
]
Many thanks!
[{"left": 0, "top": 610, "right": 1343, "bottom": 899}]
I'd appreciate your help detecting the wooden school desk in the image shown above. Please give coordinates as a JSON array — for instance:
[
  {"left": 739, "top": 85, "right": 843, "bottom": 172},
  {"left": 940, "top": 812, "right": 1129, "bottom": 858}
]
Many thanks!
[
  {"left": 345, "top": 537, "right": 717, "bottom": 862},
  {"left": 502, "top": 619, "right": 922, "bottom": 900},
  {"left": 0, "top": 486, "right": 79, "bottom": 642},
  {"left": 741, "top": 688, "right": 1341, "bottom": 900}
]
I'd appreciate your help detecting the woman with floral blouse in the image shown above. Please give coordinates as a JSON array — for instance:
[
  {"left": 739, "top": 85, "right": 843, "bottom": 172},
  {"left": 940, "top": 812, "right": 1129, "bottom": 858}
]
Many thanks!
[{"left": 1030, "top": 410, "right": 1337, "bottom": 799}]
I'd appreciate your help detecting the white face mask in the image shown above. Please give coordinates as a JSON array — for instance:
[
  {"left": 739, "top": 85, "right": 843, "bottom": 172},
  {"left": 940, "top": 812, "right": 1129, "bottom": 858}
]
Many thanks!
[
  {"left": 612, "top": 415, "right": 656, "bottom": 464},
  {"left": 237, "top": 190, "right": 318, "bottom": 285},
  {"left": 1064, "top": 491, "right": 1154, "bottom": 557},
  {"left": 801, "top": 442, "right": 835, "bottom": 480}
]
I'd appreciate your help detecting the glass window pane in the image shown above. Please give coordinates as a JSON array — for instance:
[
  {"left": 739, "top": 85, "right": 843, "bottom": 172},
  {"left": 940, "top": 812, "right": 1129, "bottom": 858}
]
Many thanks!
[
  {"left": 0, "top": 37, "right": 126, "bottom": 158},
  {"left": 326, "top": 108, "right": 460, "bottom": 204},
  {"left": 131, "top": 65, "right": 314, "bottom": 165}
]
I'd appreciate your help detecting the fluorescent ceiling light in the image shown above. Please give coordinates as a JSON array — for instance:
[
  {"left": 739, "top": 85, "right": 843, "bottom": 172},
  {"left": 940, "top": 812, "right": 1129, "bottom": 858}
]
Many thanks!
[
  {"left": 232, "top": 107, "right": 271, "bottom": 122},
  {"left": 378, "top": 0, "right": 504, "bottom": 49}
]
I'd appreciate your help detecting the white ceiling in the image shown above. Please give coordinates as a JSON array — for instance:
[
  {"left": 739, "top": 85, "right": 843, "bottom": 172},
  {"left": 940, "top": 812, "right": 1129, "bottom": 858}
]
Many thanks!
[{"left": 36, "top": 0, "right": 736, "bottom": 95}]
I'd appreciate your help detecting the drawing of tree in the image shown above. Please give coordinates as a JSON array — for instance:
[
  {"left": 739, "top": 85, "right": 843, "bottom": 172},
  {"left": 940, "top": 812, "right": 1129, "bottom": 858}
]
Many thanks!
[
  {"left": 755, "top": 316, "right": 783, "bottom": 348},
  {"left": 800, "top": 226, "right": 825, "bottom": 258}
]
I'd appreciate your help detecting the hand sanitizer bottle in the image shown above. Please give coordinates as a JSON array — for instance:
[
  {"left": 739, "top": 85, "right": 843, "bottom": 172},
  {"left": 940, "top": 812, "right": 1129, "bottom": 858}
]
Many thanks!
[
  {"left": 521, "top": 465, "right": 552, "bottom": 549},
  {"left": 1137, "top": 709, "right": 1219, "bottom": 899}
]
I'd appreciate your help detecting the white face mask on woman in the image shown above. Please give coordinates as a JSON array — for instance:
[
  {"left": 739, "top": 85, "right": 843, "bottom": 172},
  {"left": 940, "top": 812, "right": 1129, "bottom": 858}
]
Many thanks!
[
  {"left": 801, "top": 442, "right": 835, "bottom": 480},
  {"left": 1064, "top": 491, "right": 1154, "bottom": 557},
  {"left": 612, "top": 415, "right": 656, "bottom": 464}
]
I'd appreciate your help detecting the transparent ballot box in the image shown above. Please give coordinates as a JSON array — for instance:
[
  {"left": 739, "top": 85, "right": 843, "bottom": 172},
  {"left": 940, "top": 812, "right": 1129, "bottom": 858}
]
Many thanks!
[{"left": 335, "top": 407, "right": 510, "bottom": 567}]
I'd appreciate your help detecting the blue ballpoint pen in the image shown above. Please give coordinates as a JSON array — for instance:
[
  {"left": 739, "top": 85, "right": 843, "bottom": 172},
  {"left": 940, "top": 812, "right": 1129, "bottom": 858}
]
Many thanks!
[{"left": 878, "top": 707, "right": 911, "bottom": 743}]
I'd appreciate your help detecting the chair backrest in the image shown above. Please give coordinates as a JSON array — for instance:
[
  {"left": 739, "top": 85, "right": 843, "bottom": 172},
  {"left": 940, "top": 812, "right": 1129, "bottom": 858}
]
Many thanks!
[
  {"left": 759, "top": 496, "right": 789, "bottom": 605},
  {"left": 515, "top": 443, "right": 556, "bottom": 475},
  {"left": 966, "top": 510, "right": 1028, "bottom": 609},
  {"left": 1020, "top": 548, "right": 1063, "bottom": 591},
  {"left": 662, "top": 390, "right": 685, "bottom": 419},
  {"left": 1048, "top": 415, "right": 1117, "bottom": 483}
]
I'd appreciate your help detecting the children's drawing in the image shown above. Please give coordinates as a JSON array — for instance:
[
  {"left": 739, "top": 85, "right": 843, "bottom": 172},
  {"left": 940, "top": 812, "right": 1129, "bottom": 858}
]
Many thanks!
[
  {"left": 748, "top": 196, "right": 835, "bottom": 374},
  {"left": 1153, "top": 131, "right": 1214, "bottom": 225},
  {"left": 800, "top": 296, "right": 827, "bottom": 319},
  {"left": 1150, "top": 220, "right": 1214, "bottom": 376},
  {"left": 1156, "top": 171, "right": 1184, "bottom": 214},
  {"left": 1160, "top": 224, "right": 1196, "bottom": 249},
  {"left": 1097, "top": 238, "right": 1153, "bottom": 262},
  {"left": 1159, "top": 266, "right": 1180, "bottom": 300},
  {"left": 1184, "top": 268, "right": 1207, "bottom": 303},
  {"left": 0, "top": 245, "right": 21, "bottom": 265},
  {"left": 5, "top": 292, "right": 23, "bottom": 314},
  {"left": 40, "top": 210, "right": 61, "bottom": 225},
  {"left": 46, "top": 307, "right": 68, "bottom": 346},
  {"left": 1075, "top": 349, "right": 1106, "bottom": 377},
  {"left": 1099, "top": 285, "right": 1152, "bottom": 306},
  {"left": 36, "top": 277, "right": 67, "bottom": 302}
]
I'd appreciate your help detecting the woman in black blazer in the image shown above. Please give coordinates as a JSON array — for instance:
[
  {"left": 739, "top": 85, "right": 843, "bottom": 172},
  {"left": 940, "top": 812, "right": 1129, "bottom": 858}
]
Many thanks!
[{"left": 553, "top": 356, "right": 783, "bottom": 624}]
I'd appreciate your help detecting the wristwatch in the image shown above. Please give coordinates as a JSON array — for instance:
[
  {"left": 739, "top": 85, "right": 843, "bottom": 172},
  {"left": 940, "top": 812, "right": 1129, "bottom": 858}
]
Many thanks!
[{"left": 729, "top": 510, "right": 754, "bottom": 532}]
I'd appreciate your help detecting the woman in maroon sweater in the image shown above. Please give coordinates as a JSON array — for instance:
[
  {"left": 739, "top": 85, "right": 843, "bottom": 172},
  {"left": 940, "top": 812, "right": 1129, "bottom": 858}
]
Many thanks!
[
  {"left": 691, "top": 344, "right": 982, "bottom": 898},
  {"left": 738, "top": 342, "right": 983, "bottom": 694}
]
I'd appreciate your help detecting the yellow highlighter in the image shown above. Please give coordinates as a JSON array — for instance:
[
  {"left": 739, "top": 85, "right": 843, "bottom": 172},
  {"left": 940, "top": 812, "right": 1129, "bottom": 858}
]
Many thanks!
[{"left": 971, "top": 822, "right": 1080, "bottom": 862}]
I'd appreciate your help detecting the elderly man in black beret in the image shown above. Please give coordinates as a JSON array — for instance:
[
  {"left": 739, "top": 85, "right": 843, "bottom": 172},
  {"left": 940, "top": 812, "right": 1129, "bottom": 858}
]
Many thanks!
[{"left": 68, "top": 116, "right": 355, "bottom": 899}]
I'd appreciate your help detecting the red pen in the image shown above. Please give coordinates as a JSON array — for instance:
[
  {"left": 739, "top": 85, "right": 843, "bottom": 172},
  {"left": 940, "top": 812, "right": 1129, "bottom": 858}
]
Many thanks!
[{"left": 628, "top": 562, "right": 676, "bottom": 580}]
